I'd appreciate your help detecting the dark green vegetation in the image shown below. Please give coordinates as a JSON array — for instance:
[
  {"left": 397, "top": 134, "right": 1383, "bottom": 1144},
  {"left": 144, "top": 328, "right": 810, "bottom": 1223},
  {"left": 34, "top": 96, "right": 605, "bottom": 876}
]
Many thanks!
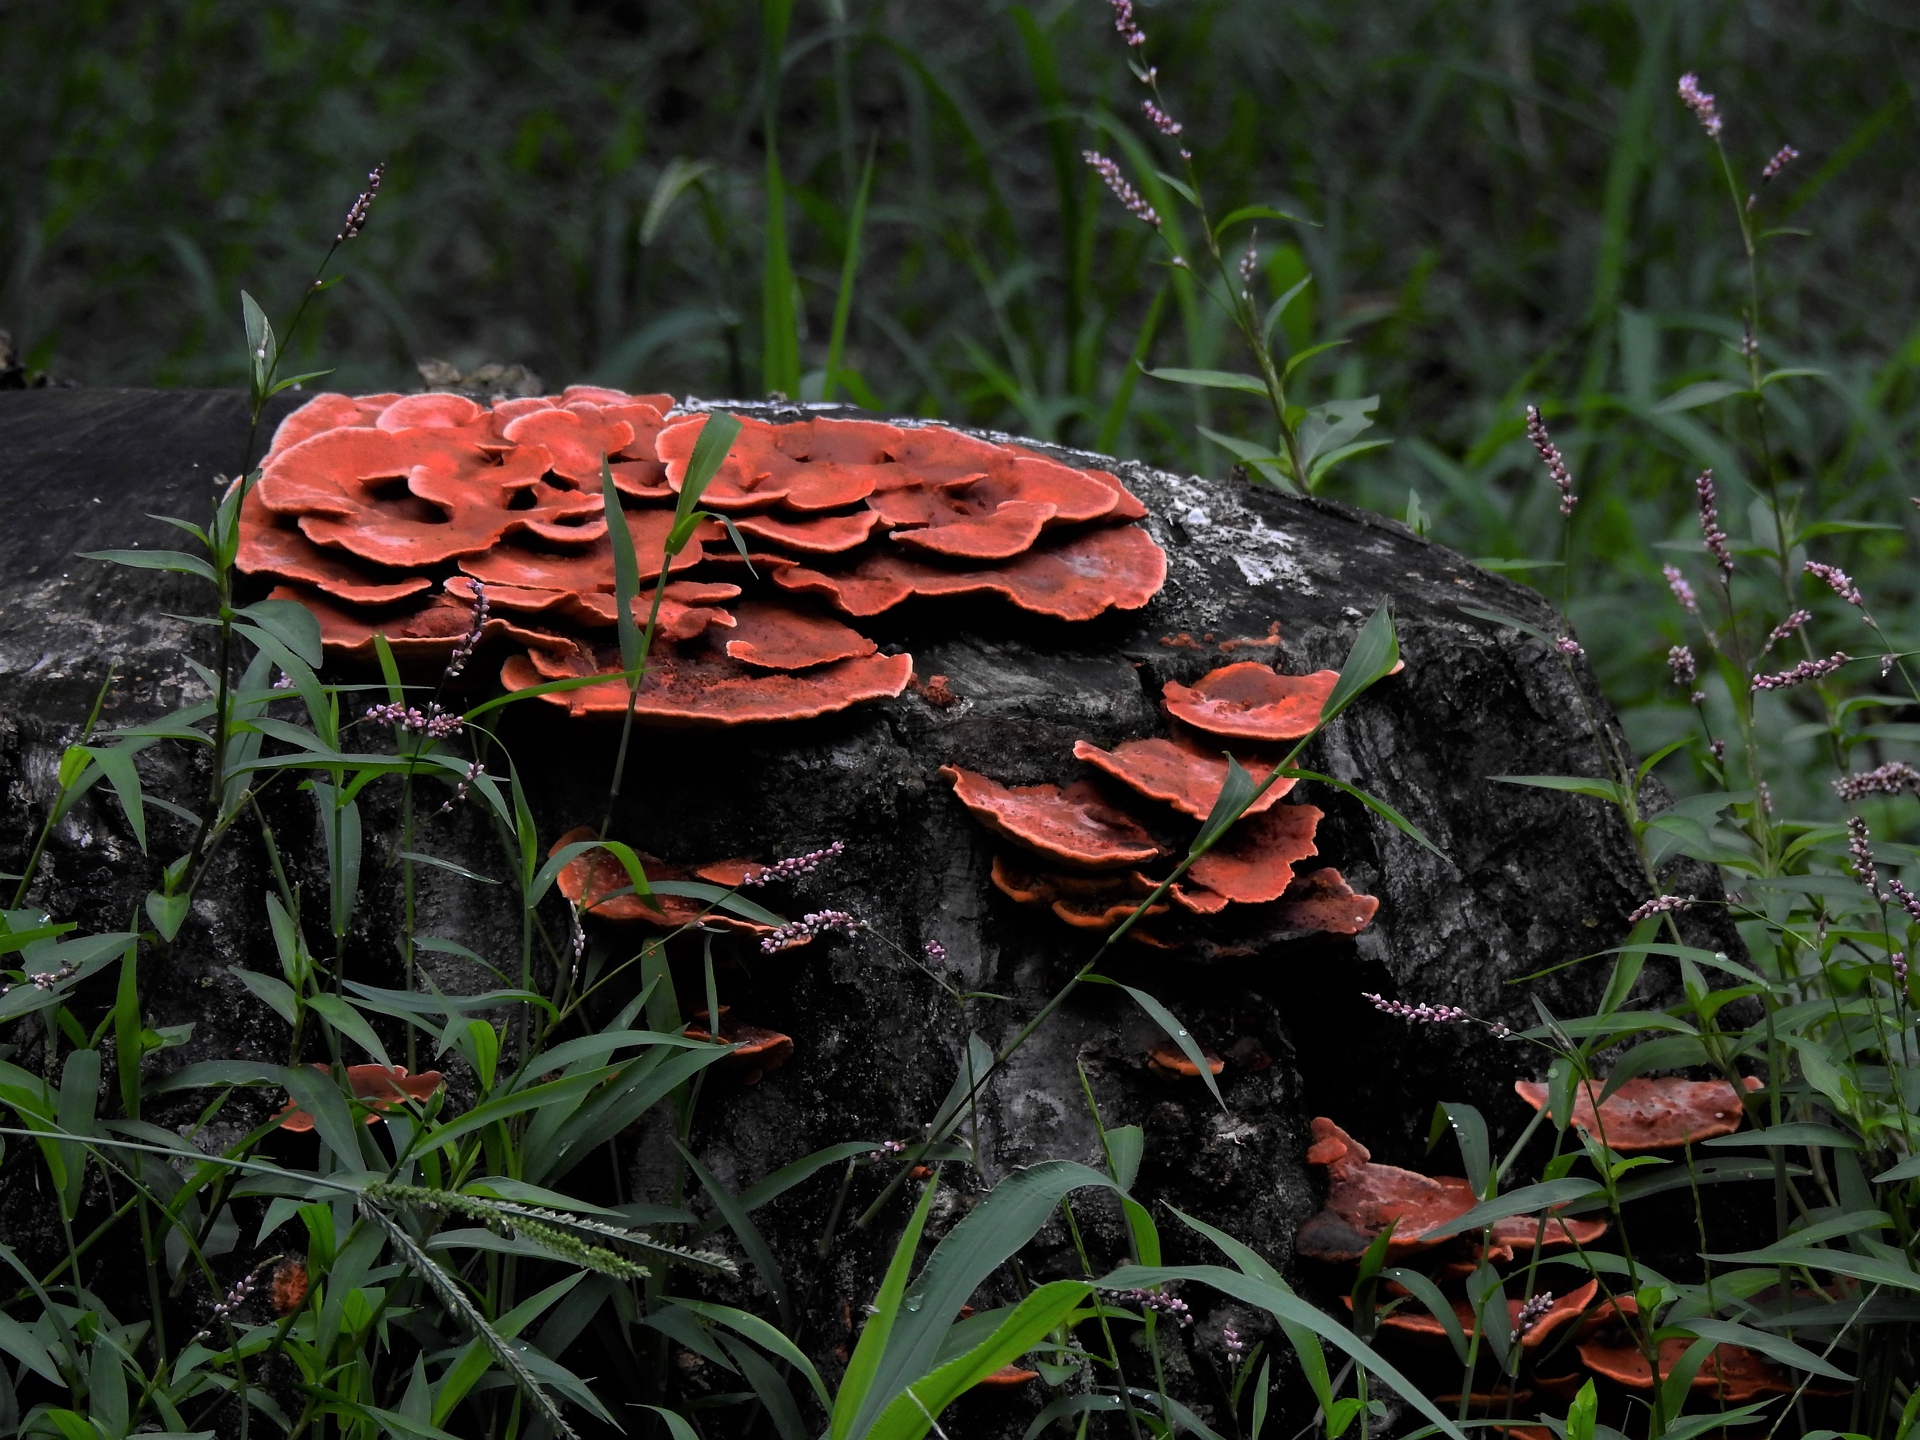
[{"left": 6, "top": 1, "right": 1919, "bottom": 784}]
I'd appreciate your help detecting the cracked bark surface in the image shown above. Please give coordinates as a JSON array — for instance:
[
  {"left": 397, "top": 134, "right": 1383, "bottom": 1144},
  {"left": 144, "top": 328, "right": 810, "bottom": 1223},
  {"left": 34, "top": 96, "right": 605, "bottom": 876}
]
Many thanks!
[{"left": 0, "top": 389, "right": 1737, "bottom": 1432}]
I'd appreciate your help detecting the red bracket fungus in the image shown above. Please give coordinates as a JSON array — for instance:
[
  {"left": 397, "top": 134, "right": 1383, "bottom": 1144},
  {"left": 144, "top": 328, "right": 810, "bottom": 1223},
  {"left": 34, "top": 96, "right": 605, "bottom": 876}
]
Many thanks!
[
  {"left": 1072, "top": 735, "right": 1295, "bottom": 820},
  {"left": 1369, "top": 1280, "right": 1598, "bottom": 1350},
  {"left": 1573, "top": 1297, "right": 1829, "bottom": 1401},
  {"left": 244, "top": 392, "right": 1163, "bottom": 732},
  {"left": 774, "top": 524, "right": 1166, "bottom": 622},
  {"left": 940, "top": 767, "right": 1164, "bottom": 870},
  {"left": 1273, "top": 868, "right": 1380, "bottom": 937},
  {"left": 1296, "top": 1118, "right": 1603, "bottom": 1262},
  {"left": 550, "top": 826, "right": 807, "bottom": 946},
  {"left": 1513, "top": 1074, "right": 1763, "bottom": 1151},
  {"left": 1146, "top": 1038, "right": 1224, "bottom": 1079},
  {"left": 278, "top": 1064, "right": 444, "bottom": 1131},
  {"left": 1162, "top": 661, "right": 1343, "bottom": 743},
  {"left": 684, "top": 1008, "right": 794, "bottom": 1086}
]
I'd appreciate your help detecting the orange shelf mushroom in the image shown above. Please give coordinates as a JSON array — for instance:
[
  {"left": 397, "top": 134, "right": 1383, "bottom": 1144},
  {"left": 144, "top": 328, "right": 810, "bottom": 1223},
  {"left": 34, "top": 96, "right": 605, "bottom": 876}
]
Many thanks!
[
  {"left": 945, "top": 676, "right": 1379, "bottom": 949},
  {"left": 1163, "top": 662, "right": 1343, "bottom": 743},
  {"left": 1573, "top": 1297, "right": 1832, "bottom": 1402},
  {"left": 684, "top": 1009, "right": 794, "bottom": 1086},
  {"left": 942, "top": 766, "right": 1164, "bottom": 870},
  {"left": 549, "top": 826, "right": 808, "bottom": 947},
  {"left": 242, "top": 391, "right": 1163, "bottom": 730},
  {"left": 1296, "top": 1119, "right": 1603, "bottom": 1263},
  {"left": 975, "top": 1366, "right": 1039, "bottom": 1388},
  {"left": 278, "top": 1064, "right": 444, "bottom": 1131},
  {"left": 1273, "top": 868, "right": 1380, "bottom": 936},
  {"left": 1146, "top": 1038, "right": 1225, "bottom": 1079},
  {"left": 1370, "top": 1280, "right": 1598, "bottom": 1350},
  {"left": 1071, "top": 735, "right": 1295, "bottom": 820},
  {"left": 1512, "top": 1075, "right": 1763, "bottom": 1152}
]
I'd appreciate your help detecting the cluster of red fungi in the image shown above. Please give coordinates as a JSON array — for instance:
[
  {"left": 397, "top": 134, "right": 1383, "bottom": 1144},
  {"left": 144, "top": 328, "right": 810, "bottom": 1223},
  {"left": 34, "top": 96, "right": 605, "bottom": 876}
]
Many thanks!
[
  {"left": 1296, "top": 1075, "right": 1845, "bottom": 1420},
  {"left": 941, "top": 661, "right": 1379, "bottom": 958},
  {"left": 241, "top": 387, "right": 1166, "bottom": 723}
]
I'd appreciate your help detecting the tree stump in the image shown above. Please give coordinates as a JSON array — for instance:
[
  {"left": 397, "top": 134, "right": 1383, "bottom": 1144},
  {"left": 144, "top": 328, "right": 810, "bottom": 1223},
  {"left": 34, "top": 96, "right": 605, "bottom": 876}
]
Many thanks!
[{"left": 0, "top": 388, "right": 1729, "bottom": 1431}]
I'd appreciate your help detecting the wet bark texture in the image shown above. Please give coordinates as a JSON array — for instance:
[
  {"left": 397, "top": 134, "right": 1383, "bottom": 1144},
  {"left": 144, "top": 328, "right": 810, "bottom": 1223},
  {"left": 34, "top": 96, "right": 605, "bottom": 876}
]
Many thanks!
[{"left": 0, "top": 389, "right": 1733, "bottom": 1433}]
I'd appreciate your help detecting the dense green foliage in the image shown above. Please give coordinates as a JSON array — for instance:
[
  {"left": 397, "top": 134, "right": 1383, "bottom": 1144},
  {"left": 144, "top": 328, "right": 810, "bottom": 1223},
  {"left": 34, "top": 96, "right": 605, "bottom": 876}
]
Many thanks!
[{"left": 6, "top": 2, "right": 1918, "bottom": 778}]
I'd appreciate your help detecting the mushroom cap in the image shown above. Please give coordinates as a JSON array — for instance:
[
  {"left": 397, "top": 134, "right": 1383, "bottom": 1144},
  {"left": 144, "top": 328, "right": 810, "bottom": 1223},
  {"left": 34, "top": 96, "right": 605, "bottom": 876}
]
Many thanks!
[
  {"left": 1184, "top": 804, "right": 1322, "bottom": 905},
  {"left": 1295, "top": 1118, "right": 1480, "bottom": 1262},
  {"left": 975, "top": 1366, "right": 1039, "bottom": 1388},
  {"left": 1273, "top": 868, "right": 1379, "bottom": 936},
  {"left": 1162, "top": 663, "right": 1342, "bottom": 742},
  {"left": 774, "top": 522, "right": 1167, "bottom": 621},
  {"left": 459, "top": 508, "right": 717, "bottom": 592},
  {"left": 659, "top": 413, "right": 903, "bottom": 512},
  {"left": 722, "top": 601, "right": 878, "bottom": 671},
  {"left": 499, "top": 402, "right": 644, "bottom": 486},
  {"left": 1481, "top": 1212, "right": 1610, "bottom": 1262},
  {"left": 941, "top": 766, "right": 1164, "bottom": 870},
  {"left": 256, "top": 425, "right": 492, "bottom": 518},
  {"left": 685, "top": 1010, "right": 795, "bottom": 1083},
  {"left": 278, "top": 1063, "right": 444, "bottom": 1131},
  {"left": 989, "top": 856, "right": 1167, "bottom": 929},
  {"left": 1512, "top": 1075, "right": 1763, "bottom": 1152},
  {"left": 270, "top": 392, "right": 382, "bottom": 455},
  {"left": 443, "top": 575, "right": 738, "bottom": 643},
  {"left": 731, "top": 508, "right": 883, "bottom": 555},
  {"left": 504, "top": 641, "right": 913, "bottom": 725},
  {"left": 550, "top": 826, "right": 797, "bottom": 940},
  {"left": 1072, "top": 734, "right": 1295, "bottom": 820},
  {"left": 1146, "top": 1038, "right": 1224, "bottom": 1079},
  {"left": 237, "top": 483, "right": 432, "bottom": 604},
  {"left": 1574, "top": 1301, "right": 1802, "bottom": 1401},
  {"left": 1371, "top": 1280, "right": 1597, "bottom": 1350},
  {"left": 270, "top": 585, "right": 488, "bottom": 663}
]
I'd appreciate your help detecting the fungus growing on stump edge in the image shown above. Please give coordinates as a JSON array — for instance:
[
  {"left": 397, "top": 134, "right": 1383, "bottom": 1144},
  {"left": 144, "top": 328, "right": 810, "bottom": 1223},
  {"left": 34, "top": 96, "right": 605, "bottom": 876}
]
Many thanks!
[
  {"left": 277, "top": 1064, "right": 444, "bottom": 1131},
  {"left": 943, "top": 655, "right": 1382, "bottom": 950},
  {"left": 1513, "top": 1074, "right": 1764, "bottom": 1151},
  {"left": 240, "top": 391, "right": 1164, "bottom": 728},
  {"left": 1295, "top": 1119, "right": 1605, "bottom": 1262}
]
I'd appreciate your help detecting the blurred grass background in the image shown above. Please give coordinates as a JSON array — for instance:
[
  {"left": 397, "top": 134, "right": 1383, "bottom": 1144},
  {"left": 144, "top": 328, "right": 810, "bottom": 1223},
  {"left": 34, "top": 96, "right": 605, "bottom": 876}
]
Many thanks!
[{"left": 4, "top": 0, "right": 1918, "bottom": 799}]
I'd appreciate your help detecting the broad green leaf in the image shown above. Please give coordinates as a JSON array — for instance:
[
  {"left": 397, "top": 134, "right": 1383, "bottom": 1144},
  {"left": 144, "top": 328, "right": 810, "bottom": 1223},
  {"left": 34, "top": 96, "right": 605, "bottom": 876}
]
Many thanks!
[
  {"left": 1191, "top": 755, "right": 1258, "bottom": 854},
  {"left": 1286, "top": 769, "right": 1447, "bottom": 861},
  {"left": 77, "top": 549, "right": 216, "bottom": 582},
  {"left": 230, "top": 967, "right": 299, "bottom": 1026},
  {"left": 1316, "top": 603, "right": 1400, "bottom": 727},
  {"left": 865, "top": 1281, "right": 1093, "bottom": 1440},
  {"left": 145, "top": 891, "right": 190, "bottom": 941},
  {"left": 1677, "top": 1318, "right": 1850, "bottom": 1380},
  {"left": 307, "top": 993, "right": 393, "bottom": 1068},
  {"left": 831, "top": 1177, "right": 940, "bottom": 1440},
  {"left": 1143, "top": 366, "right": 1270, "bottom": 396},
  {"left": 1099, "top": 1263, "right": 1466, "bottom": 1440},
  {"left": 675, "top": 411, "right": 744, "bottom": 528},
  {"left": 1109, "top": 980, "right": 1225, "bottom": 1112},
  {"left": 1701, "top": 1122, "right": 1860, "bottom": 1150},
  {"left": 1652, "top": 380, "right": 1748, "bottom": 413},
  {"left": 236, "top": 598, "right": 325, "bottom": 668},
  {"left": 85, "top": 744, "right": 148, "bottom": 853},
  {"left": 1494, "top": 774, "right": 1624, "bottom": 803},
  {"left": 601, "top": 458, "right": 644, "bottom": 675},
  {"left": 641, "top": 157, "right": 715, "bottom": 246},
  {"left": 1458, "top": 603, "right": 1556, "bottom": 642},
  {"left": 280, "top": 1064, "right": 367, "bottom": 1168}
]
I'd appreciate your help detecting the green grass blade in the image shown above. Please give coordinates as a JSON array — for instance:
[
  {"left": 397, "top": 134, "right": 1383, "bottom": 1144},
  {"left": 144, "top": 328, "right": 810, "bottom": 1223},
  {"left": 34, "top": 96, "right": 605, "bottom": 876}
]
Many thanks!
[
  {"left": 823, "top": 141, "right": 877, "bottom": 404},
  {"left": 832, "top": 1175, "right": 939, "bottom": 1440}
]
